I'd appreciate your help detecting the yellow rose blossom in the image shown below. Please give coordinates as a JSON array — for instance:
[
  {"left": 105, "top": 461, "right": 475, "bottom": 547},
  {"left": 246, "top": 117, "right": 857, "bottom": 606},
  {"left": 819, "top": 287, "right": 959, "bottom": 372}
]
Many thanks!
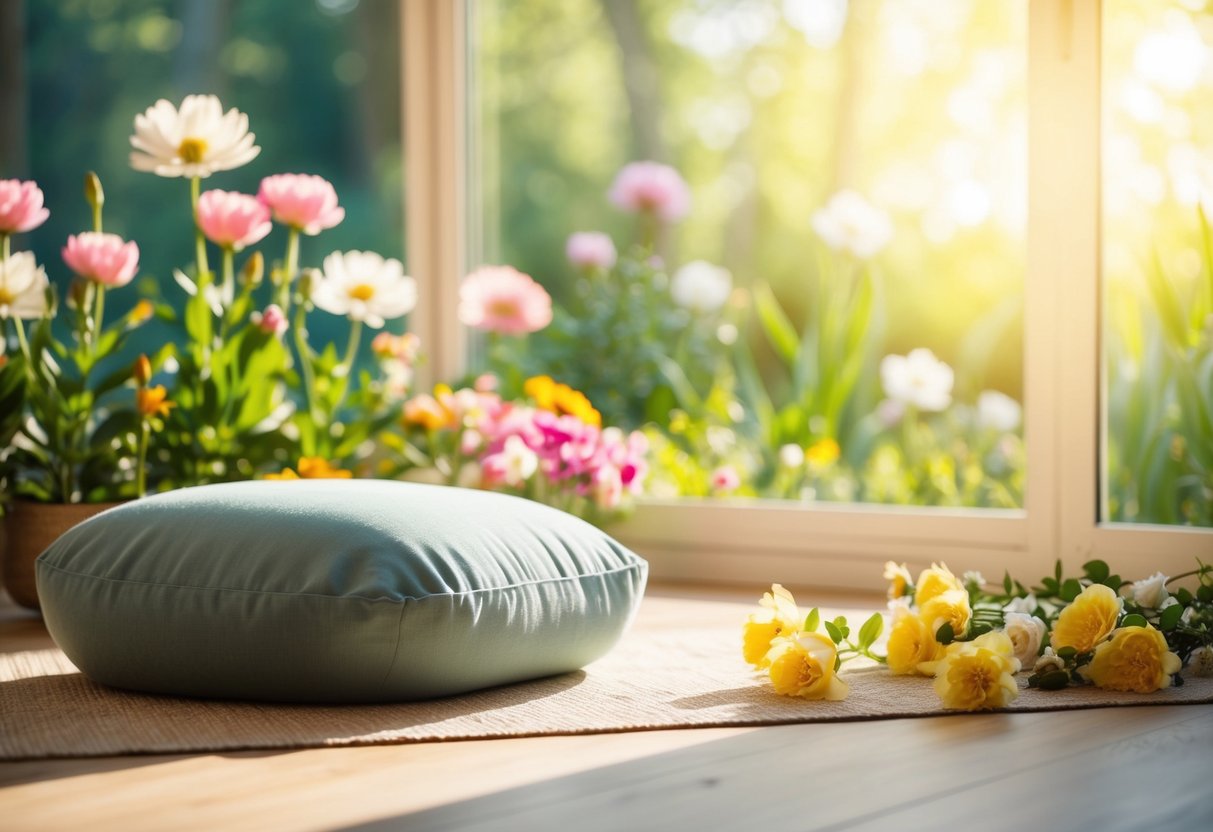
[
  {"left": 524, "top": 375, "right": 602, "bottom": 427},
  {"left": 931, "top": 631, "right": 1021, "bottom": 711},
  {"left": 1080, "top": 625, "right": 1181, "bottom": 693},
  {"left": 886, "top": 605, "right": 944, "bottom": 675},
  {"left": 765, "top": 631, "right": 849, "bottom": 701},
  {"left": 919, "top": 588, "right": 972, "bottom": 640},
  {"left": 1051, "top": 584, "right": 1122, "bottom": 654},
  {"left": 915, "top": 562, "right": 963, "bottom": 606},
  {"left": 742, "top": 583, "right": 802, "bottom": 668},
  {"left": 403, "top": 393, "right": 454, "bottom": 430},
  {"left": 883, "top": 561, "right": 913, "bottom": 600}
]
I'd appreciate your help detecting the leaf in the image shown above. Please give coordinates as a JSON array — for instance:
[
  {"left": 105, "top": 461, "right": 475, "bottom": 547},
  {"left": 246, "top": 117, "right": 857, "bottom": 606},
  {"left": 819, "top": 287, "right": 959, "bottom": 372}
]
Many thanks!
[
  {"left": 823, "top": 620, "right": 843, "bottom": 645},
  {"left": 1003, "top": 571, "right": 1013, "bottom": 596},
  {"left": 804, "top": 608, "right": 820, "bottom": 633},
  {"left": 1176, "top": 587, "right": 1194, "bottom": 606},
  {"left": 1055, "top": 645, "right": 1077, "bottom": 660},
  {"left": 1060, "top": 578, "right": 1083, "bottom": 602},
  {"left": 1082, "top": 560, "right": 1110, "bottom": 583},
  {"left": 1037, "top": 670, "right": 1071, "bottom": 691},
  {"left": 754, "top": 284, "right": 799, "bottom": 365},
  {"left": 1199, "top": 585, "right": 1213, "bottom": 603},
  {"left": 1121, "top": 613, "right": 1148, "bottom": 629},
  {"left": 1159, "top": 603, "right": 1184, "bottom": 631},
  {"left": 857, "top": 612, "right": 883, "bottom": 649},
  {"left": 935, "top": 622, "right": 955, "bottom": 644}
]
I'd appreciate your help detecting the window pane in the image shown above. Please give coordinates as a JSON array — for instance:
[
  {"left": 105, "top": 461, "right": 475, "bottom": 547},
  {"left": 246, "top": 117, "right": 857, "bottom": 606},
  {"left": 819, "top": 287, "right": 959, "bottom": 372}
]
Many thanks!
[
  {"left": 18, "top": 0, "right": 404, "bottom": 350},
  {"left": 469, "top": 0, "right": 1026, "bottom": 507},
  {"left": 1103, "top": 0, "right": 1213, "bottom": 526}
]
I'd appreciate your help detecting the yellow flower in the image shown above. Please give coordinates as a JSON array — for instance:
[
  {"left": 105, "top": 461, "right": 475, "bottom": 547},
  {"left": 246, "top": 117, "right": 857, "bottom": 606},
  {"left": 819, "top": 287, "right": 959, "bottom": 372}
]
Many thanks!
[
  {"left": 805, "top": 437, "right": 840, "bottom": 468},
  {"left": 883, "top": 561, "right": 913, "bottom": 600},
  {"left": 919, "top": 588, "right": 972, "bottom": 639},
  {"left": 524, "top": 375, "right": 602, "bottom": 427},
  {"left": 931, "top": 631, "right": 1020, "bottom": 711},
  {"left": 886, "top": 605, "right": 944, "bottom": 675},
  {"left": 1081, "top": 625, "right": 1181, "bottom": 693},
  {"left": 136, "top": 385, "right": 175, "bottom": 418},
  {"left": 766, "top": 631, "right": 849, "bottom": 701},
  {"left": 403, "top": 393, "right": 454, "bottom": 430},
  {"left": 129, "top": 299, "right": 154, "bottom": 325},
  {"left": 915, "top": 562, "right": 963, "bottom": 606},
  {"left": 742, "top": 583, "right": 802, "bottom": 668},
  {"left": 265, "top": 457, "right": 352, "bottom": 480},
  {"left": 1051, "top": 584, "right": 1122, "bottom": 654}
]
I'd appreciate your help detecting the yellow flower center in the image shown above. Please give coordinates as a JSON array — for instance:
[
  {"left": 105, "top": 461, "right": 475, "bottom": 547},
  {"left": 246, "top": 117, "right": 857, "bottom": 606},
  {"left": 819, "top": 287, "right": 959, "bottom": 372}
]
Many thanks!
[
  {"left": 349, "top": 283, "right": 376, "bottom": 302},
  {"left": 0, "top": 286, "right": 14, "bottom": 305},
  {"left": 488, "top": 299, "right": 520, "bottom": 318},
  {"left": 177, "top": 137, "right": 209, "bottom": 164}
]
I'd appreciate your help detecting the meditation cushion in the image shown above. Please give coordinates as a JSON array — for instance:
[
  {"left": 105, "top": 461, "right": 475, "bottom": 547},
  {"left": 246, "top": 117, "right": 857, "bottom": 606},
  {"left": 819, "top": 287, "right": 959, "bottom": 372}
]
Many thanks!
[{"left": 36, "top": 480, "right": 648, "bottom": 703}]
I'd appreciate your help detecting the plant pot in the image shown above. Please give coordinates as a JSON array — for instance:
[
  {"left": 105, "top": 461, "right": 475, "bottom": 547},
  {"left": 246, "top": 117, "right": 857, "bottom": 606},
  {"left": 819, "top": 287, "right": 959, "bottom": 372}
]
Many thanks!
[{"left": 2, "top": 501, "right": 124, "bottom": 611}]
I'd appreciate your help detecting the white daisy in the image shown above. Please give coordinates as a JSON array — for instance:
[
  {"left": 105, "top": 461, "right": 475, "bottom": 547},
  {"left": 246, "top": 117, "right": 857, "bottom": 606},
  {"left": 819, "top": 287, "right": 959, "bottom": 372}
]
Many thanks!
[
  {"left": 129, "top": 95, "right": 260, "bottom": 179},
  {"left": 0, "top": 251, "right": 50, "bottom": 319},
  {"left": 311, "top": 251, "right": 417, "bottom": 329}
]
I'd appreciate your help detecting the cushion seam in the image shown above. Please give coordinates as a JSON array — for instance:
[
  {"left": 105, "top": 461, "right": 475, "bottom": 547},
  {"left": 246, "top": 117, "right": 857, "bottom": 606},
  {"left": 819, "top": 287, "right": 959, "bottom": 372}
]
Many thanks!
[{"left": 35, "top": 558, "right": 646, "bottom": 604}]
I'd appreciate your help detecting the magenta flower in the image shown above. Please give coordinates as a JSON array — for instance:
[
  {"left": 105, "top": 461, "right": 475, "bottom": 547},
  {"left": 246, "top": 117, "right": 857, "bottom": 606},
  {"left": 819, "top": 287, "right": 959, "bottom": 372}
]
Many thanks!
[
  {"left": 258, "top": 174, "right": 345, "bottom": 235},
  {"left": 458, "top": 266, "right": 552, "bottom": 335},
  {"left": 251, "top": 304, "right": 288, "bottom": 337},
  {"left": 62, "top": 232, "right": 140, "bottom": 288},
  {"left": 0, "top": 179, "right": 50, "bottom": 234},
  {"left": 196, "top": 190, "right": 272, "bottom": 251},
  {"left": 565, "top": 232, "right": 617, "bottom": 270},
  {"left": 608, "top": 162, "right": 691, "bottom": 223}
]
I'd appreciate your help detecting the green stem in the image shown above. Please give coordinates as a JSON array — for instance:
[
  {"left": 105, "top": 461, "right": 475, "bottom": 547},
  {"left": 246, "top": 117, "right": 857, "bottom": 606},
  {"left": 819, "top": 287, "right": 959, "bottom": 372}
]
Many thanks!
[
  {"left": 221, "top": 247, "right": 235, "bottom": 307},
  {"left": 279, "top": 227, "right": 300, "bottom": 313},
  {"left": 136, "top": 421, "right": 149, "bottom": 498},
  {"left": 293, "top": 302, "right": 320, "bottom": 455},
  {"left": 1, "top": 232, "right": 9, "bottom": 261},
  {"left": 12, "top": 316, "right": 34, "bottom": 373},
  {"left": 92, "top": 285, "right": 106, "bottom": 349},
  {"left": 191, "top": 177, "right": 210, "bottom": 283}
]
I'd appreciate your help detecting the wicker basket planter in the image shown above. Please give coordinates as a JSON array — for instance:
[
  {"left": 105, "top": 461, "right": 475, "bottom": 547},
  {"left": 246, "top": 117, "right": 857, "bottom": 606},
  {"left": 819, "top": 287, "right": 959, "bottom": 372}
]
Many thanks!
[{"left": 2, "top": 501, "right": 124, "bottom": 611}]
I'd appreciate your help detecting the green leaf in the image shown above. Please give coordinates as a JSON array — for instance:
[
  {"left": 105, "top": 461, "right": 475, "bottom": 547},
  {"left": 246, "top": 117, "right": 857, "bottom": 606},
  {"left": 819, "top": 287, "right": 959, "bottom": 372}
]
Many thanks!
[
  {"left": 1121, "top": 613, "right": 1148, "bottom": 629},
  {"left": 857, "top": 612, "right": 883, "bottom": 650},
  {"left": 823, "top": 620, "right": 843, "bottom": 645},
  {"left": 1060, "top": 578, "right": 1083, "bottom": 602},
  {"left": 1176, "top": 587, "right": 1194, "bottom": 606},
  {"left": 1003, "top": 571, "right": 1013, "bottom": 596},
  {"left": 1159, "top": 603, "right": 1184, "bottom": 631},
  {"left": 935, "top": 622, "right": 955, "bottom": 644},
  {"left": 1055, "top": 645, "right": 1077, "bottom": 660},
  {"left": 1199, "top": 585, "right": 1213, "bottom": 603},
  {"left": 832, "top": 616, "right": 850, "bottom": 640},
  {"left": 804, "top": 608, "right": 820, "bottom": 633},
  {"left": 1036, "top": 670, "right": 1071, "bottom": 691},
  {"left": 1055, "top": 559, "right": 1063, "bottom": 583},
  {"left": 1082, "top": 560, "right": 1110, "bottom": 583},
  {"left": 754, "top": 284, "right": 799, "bottom": 365}
]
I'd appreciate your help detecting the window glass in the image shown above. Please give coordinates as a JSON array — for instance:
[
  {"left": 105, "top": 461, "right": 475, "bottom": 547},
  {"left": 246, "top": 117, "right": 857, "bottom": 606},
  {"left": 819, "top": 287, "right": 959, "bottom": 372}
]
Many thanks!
[
  {"left": 15, "top": 0, "right": 403, "bottom": 353},
  {"left": 1103, "top": 0, "right": 1213, "bottom": 526},
  {"left": 470, "top": 0, "right": 1026, "bottom": 507}
]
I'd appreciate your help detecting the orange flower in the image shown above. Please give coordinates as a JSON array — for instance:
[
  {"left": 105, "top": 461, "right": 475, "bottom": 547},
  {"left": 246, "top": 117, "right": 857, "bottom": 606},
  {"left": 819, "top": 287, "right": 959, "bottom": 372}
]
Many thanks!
[
  {"left": 403, "top": 393, "right": 454, "bottom": 430},
  {"left": 128, "top": 299, "right": 154, "bottom": 326},
  {"left": 265, "top": 457, "right": 352, "bottom": 480},
  {"left": 524, "top": 375, "right": 601, "bottom": 427},
  {"left": 136, "top": 385, "right": 174, "bottom": 418},
  {"left": 133, "top": 354, "right": 152, "bottom": 385}
]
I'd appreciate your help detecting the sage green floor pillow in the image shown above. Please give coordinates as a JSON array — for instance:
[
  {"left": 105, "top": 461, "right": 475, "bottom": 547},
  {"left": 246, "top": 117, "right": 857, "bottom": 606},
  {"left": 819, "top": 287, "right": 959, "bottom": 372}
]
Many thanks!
[{"left": 35, "top": 480, "right": 648, "bottom": 703}]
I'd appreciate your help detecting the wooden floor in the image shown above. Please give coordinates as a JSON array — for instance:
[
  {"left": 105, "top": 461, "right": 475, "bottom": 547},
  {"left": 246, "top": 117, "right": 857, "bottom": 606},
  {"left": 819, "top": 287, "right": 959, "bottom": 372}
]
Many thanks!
[{"left": 2, "top": 584, "right": 1212, "bottom": 832}]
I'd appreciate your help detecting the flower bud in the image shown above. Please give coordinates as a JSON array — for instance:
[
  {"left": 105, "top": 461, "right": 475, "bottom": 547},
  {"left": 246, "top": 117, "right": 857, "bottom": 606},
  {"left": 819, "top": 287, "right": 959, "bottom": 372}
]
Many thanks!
[
  {"left": 84, "top": 172, "right": 104, "bottom": 210},
  {"left": 133, "top": 354, "right": 152, "bottom": 385},
  {"left": 298, "top": 268, "right": 317, "bottom": 302},
  {"left": 240, "top": 251, "right": 265, "bottom": 287}
]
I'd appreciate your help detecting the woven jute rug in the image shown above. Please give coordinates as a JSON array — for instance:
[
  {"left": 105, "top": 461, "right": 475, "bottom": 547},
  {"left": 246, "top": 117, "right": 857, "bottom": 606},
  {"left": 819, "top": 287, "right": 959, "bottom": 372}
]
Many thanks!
[{"left": 3, "top": 608, "right": 1212, "bottom": 761}]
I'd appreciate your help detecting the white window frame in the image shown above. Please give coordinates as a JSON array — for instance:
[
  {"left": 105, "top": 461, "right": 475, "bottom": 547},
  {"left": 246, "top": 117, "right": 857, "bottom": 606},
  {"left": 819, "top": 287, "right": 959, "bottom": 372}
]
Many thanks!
[{"left": 402, "top": 0, "right": 1213, "bottom": 589}]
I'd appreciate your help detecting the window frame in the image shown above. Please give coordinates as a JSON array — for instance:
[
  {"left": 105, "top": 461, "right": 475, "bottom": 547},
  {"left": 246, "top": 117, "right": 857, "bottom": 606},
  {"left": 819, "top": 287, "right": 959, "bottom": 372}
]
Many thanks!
[{"left": 401, "top": 0, "right": 1213, "bottom": 590}]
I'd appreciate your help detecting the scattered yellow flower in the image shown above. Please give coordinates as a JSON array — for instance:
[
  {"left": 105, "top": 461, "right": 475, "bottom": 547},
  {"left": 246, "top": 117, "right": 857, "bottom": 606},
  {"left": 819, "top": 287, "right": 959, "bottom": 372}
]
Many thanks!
[
  {"left": 136, "top": 385, "right": 174, "bottom": 418},
  {"left": 524, "top": 375, "right": 602, "bottom": 427},
  {"left": 133, "top": 354, "right": 152, "bottom": 385},
  {"left": 883, "top": 561, "right": 913, "bottom": 600},
  {"left": 919, "top": 588, "right": 972, "bottom": 640},
  {"left": 265, "top": 457, "right": 352, "bottom": 480},
  {"left": 1081, "top": 625, "right": 1181, "bottom": 693},
  {"left": 931, "top": 631, "right": 1021, "bottom": 711},
  {"left": 915, "top": 562, "right": 963, "bottom": 606},
  {"left": 1051, "top": 584, "right": 1122, "bottom": 654},
  {"left": 805, "top": 437, "right": 840, "bottom": 468},
  {"left": 886, "top": 605, "right": 944, "bottom": 675},
  {"left": 129, "top": 299, "right": 154, "bottom": 325},
  {"left": 742, "top": 583, "right": 802, "bottom": 668},
  {"left": 765, "top": 631, "right": 849, "bottom": 701}
]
